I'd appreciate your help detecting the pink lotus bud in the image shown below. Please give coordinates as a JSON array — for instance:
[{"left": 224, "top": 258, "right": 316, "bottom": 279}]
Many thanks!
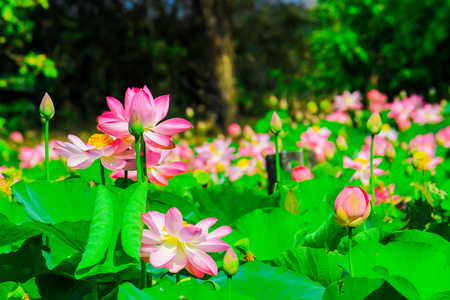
[
  {"left": 270, "top": 111, "right": 282, "bottom": 135},
  {"left": 366, "top": 112, "right": 382, "bottom": 135},
  {"left": 279, "top": 99, "right": 288, "bottom": 110},
  {"left": 228, "top": 123, "right": 241, "bottom": 137},
  {"left": 336, "top": 135, "right": 348, "bottom": 152},
  {"left": 291, "top": 166, "right": 313, "bottom": 182},
  {"left": 186, "top": 107, "right": 194, "bottom": 118},
  {"left": 243, "top": 125, "right": 254, "bottom": 140},
  {"left": 223, "top": 247, "right": 239, "bottom": 276},
  {"left": 128, "top": 110, "right": 144, "bottom": 137},
  {"left": 385, "top": 143, "right": 396, "bottom": 163},
  {"left": 334, "top": 186, "right": 371, "bottom": 228},
  {"left": 10, "top": 131, "right": 23, "bottom": 143},
  {"left": 40, "top": 92, "right": 55, "bottom": 119}
]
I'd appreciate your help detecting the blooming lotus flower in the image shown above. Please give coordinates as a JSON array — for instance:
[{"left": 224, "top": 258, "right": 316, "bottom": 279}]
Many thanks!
[
  {"left": 226, "top": 158, "right": 259, "bottom": 182},
  {"left": 140, "top": 207, "right": 232, "bottom": 278},
  {"left": 97, "top": 86, "right": 193, "bottom": 149},
  {"left": 193, "top": 138, "right": 236, "bottom": 172},
  {"left": 297, "top": 126, "right": 333, "bottom": 162},
  {"left": 333, "top": 91, "right": 363, "bottom": 111},
  {"left": 344, "top": 151, "right": 385, "bottom": 186},
  {"left": 411, "top": 103, "right": 443, "bottom": 125},
  {"left": 368, "top": 184, "right": 401, "bottom": 206},
  {"left": 168, "top": 140, "right": 195, "bottom": 163},
  {"left": 386, "top": 95, "right": 422, "bottom": 131},
  {"left": 18, "top": 141, "right": 59, "bottom": 169},
  {"left": 367, "top": 89, "right": 388, "bottom": 112},
  {"left": 378, "top": 124, "right": 398, "bottom": 142},
  {"left": 362, "top": 135, "right": 389, "bottom": 156},
  {"left": 409, "top": 133, "right": 437, "bottom": 158},
  {"left": 325, "top": 111, "right": 351, "bottom": 125},
  {"left": 436, "top": 126, "right": 450, "bottom": 148},
  {"left": 54, "top": 134, "right": 133, "bottom": 170},
  {"left": 334, "top": 186, "right": 371, "bottom": 228},
  {"left": 291, "top": 166, "right": 313, "bottom": 182},
  {"left": 238, "top": 133, "right": 275, "bottom": 162}
]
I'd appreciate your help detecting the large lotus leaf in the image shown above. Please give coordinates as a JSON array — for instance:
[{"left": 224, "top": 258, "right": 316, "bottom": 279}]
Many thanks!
[
  {"left": 0, "top": 191, "right": 28, "bottom": 224},
  {"left": 224, "top": 208, "right": 303, "bottom": 260},
  {"left": 41, "top": 235, "right": 81, "bottom": 277},
  {"left": 337, "top": 228, "right": 383, "bottom": 254},
  {"left": 0, "top": 213, "right": 41, "bottom": 248},
  {"left": 300, "top": 214, "right": 347, "bottom": 251},
  {"left": 191, "top": 185, "right": 278, "bottom": 226},
  {"left": 352, "top": 240, "right": 450, "bottom": 299},
  {"left": 118, "top": 282, "right": 158, "bottom": 300},
  {"left": 75, "top": 183, "right": 146, "bottom": 279},
  {"left": 381, "top": 230, "right": 450, "bottom": 267},
  {"left": 322, "top": 277, "right": 383, "bottom": 300},
  {"left": 12, "top": 179, "right": 97, "bottom": 224},
  {"left": 271, "top": 247, "right": 344, "bottom": 287},
  {"left": 0, "top": 279, "right": 39, "bottom": 300},
  {"left": 211, "top": 261, "right": 325, "bottom": 300},
  {"left": 22, "top": 160, "right": 70, "bottom": 181}
]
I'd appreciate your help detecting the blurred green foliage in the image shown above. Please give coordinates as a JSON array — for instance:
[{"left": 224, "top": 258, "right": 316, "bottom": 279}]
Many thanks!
[{"left": 304, "top": 0, "right": 450, "bottom": 99}]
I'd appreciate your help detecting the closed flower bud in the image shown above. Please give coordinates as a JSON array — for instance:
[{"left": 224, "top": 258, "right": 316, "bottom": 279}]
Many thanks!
[
  {"left": 228, "top": 123, "right": 241, "bottom": 137},
  {"left": 270, "top": 111, "right": 282, "bottom": 135},
  {"left": 366, "top": 112, "right": 382, "bottom": 135},
  {"left": 128, "top": 110, "right": 144, "bottom": 137},
  {"left": 223, "top": 248, "right": 239, "bottom": 277},
  {"left": 186, "top": 107, "right": 194, "bottom": 118},
  {"left": 40, "top": 92, "right": 55, "bottom": 119},
  {"left": 336, "top": 135, "right": 348, "bottom": 152},
  {"left": 243, "top": 125, "right": 254, "bottom": 140},
  {"left": 291, "top": 166, "right": 313, "bottom": 182},
  {"left": 385, "top": 143, "right": 396, "bottom": 163},
  {"left": 334, "top": 186, "right": 371, "bottom": 228}
]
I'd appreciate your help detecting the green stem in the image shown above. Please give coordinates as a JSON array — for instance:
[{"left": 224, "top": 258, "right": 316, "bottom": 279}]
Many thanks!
[
  {"left": 141, "top": 134, "right": 147, "bottom": 181},
  {"left": 148, "top": 273, "right": 153, "bottom": 288},
  {"left": 116, "top": 272, "right": 122, "bottom": 289},
  {"left": 176, "top": 272, "right": 180, "bottom": 284},
  {"left": 304, "top": 148, "right": 309, "bottom": 168},
  {"left": 414, "top": 171, "right": 419, "bottom": 200},
  {"left": 124, "top": 170, "right": 128, "bottom": 188},
  {"left": 135, "top": 137, "right": 143, "bottom": 183},
  {"left": 45, "top": 119, "right": 50, "bottom": 181},
  {"left": 100, "top": 163, "right": 106, "bottom": 186},
  {"left": 141, "top": 261, "right": 147, "bottom": 289},
  {"left": 348, "top": 227, "right": 354, "bottom": 277},
  {"left": 423, "top": 169, "right": 426, "bottom": 192},
  {"left": 370, "top": 134, "right": 375, "bottom": 210},
  {"left": 91, "top": 277, "right": 98, "bottom": 300},
  {"left": 275, "top": 134, "right": 281, "bottom": 182},
  {"left": 227, "top": 275, "right": 232, "bottom": 300}
]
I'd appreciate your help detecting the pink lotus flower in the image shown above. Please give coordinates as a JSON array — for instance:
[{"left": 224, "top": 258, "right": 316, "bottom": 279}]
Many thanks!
[
  {"left": 54, "top": 134, "right": 133, "bottom": 170},
  {"left": 291, "top": 166, "right": 313, "bottom": 182},
  {"left": 140, "top": 207, "right": 231, "bottom": 278},
  {"left": 368, "top": 184, "right": 401, "bottom": 206},
  {"left": 411, "top": 103, "right": 443, "bottom": 125},
  {"left": 387, "top": 94, "right": 423, "bottom": 131},
  {"left": 97, "top": 86, "right": 193, "bottom": 149},
  {"left": 378, "top": 124, "right": 398, "bottom": 141},
  {"left": 333, "top": 91, "right": 363, "bottom": 111},
  {"left": 18, "top": 141, "right": 59, "bottom": 169},
  {"left": 436, "top": 126, "right": 450, "bottom": 148},
  {"left": 111, "top": 148, "right": 188, "bottom": 185},
  {"left": 362, "top": 135, "right": 389, "bottom": 156},
  {"left": 168, "top": 140, "right": 195, "bottom": 163},
  {"left": 238, "top": 133, "right": 275, "bottom": 162},
  {"left": 325, "top": 111, "right": 351, "bottom": 125},
  {"left": 228, "top": 123, "right": 241, "bottom": 137},
  {"left": 193, "top": 138, "right": 236, "bottom": 172},
  {"left": 410, "top": 133, "right": 437, "bottom": 158},
  {"left": 10, "top": 131, "right": 23, "bottom": 143},
  {"left": 334, "top": 186, "right": 371, "bottom": 228},
  {"left": 297, "top": 126, "right": 332, "bottom": 162},
  {"left": 344, "top": 151, "right": 385, "bottom": 186},
  {"left": 367, "top": 89, "right": 388, "bottom": 112},
  {"left": 226, "top": 158, "right": 258, "bottom": 182}
]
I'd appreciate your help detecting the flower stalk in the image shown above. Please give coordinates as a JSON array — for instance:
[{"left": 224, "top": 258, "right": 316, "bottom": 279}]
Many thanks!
[
  {"left": 91, "top": 277, "right": 98, "bottom": 300},
  {"left": 370, "top": 134, "right": 375, "bottom": 209},
  {"left": 348, "top": 227, "right": 354, "bottom": 277}
]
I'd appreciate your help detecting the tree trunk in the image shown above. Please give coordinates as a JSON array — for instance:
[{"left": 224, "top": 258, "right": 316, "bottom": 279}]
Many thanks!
[{"left": 199, "top": 0, "right": 238, "bottom": 132}]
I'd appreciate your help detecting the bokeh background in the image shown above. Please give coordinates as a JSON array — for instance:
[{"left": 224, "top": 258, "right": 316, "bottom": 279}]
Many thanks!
[{"left": 1, "top": 0, "right": 450, "bottom": 135}]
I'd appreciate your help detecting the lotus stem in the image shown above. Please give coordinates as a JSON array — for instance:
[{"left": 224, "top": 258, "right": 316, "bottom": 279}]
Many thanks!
[
  {"left": 45, "top": 119, "right": 50, "bottom": 181},
  {"left": 135, "top": 137, "right": 143, "bottom": 183},
  {"left": 140, "top": 134, "right": 147, "bottom": 181},
  {"left": 141, "top": 260, "right": 147, "bottom": 289},
  {"left": 370, "top": 134, "right": 375, "bottom": 209},
  {"left": 275, "top": 134, "right": 281, "bottom": 182},
  {"left": 100, "top": 163, "right": 106, "bottom": 186},
  {"left": 91, "top": 277, "right": 98, "bottom": 300},
  {"left": 124, "top": 170, "right": 128, "bottom": 188},
  {"left": 176, "top": 272, "right": 180, "bottom": 284},
  {"left": 348, "top": 227, "right": 354, "bottom": 277},
  {"left": 227, "top": 275, "right": 232, "bottom": 300}
]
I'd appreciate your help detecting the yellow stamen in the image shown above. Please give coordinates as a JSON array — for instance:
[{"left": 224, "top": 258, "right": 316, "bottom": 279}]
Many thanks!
[
  {"left": 243, "top": 252, "right": 256, "bottom": 261},
  {"left": 216, "top": 163, "right": 225, "bottom": 173},
  {"left": 88, "top": 134, "right": 114, "bottom": 149},
  {"left": 312, "top": 125, "right": 320, "bottom": 132},
  {"left": 354, "top": 158, "right": 368, "bottom": 165},
  {"left": 237, "top": 158, "right": 250, "bottom": 169},
  {"left": 381, "top": 124, "right": 390, "bottom": 131}
]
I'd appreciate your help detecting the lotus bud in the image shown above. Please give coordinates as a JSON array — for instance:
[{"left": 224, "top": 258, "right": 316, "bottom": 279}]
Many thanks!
[
  {"left": 243, "top": 125, "right": 254, "bottom": 140},
  {"left": 223, "top": 248, "right": 239, "bottom": 277},
  {"left": 320, "top": 99, "right": 331, "bottom": 113},
  {"left": 186, "top": 107, "right": 194, "bottom": 118},
  {"left": 279, "top": 98, "right": 288, "bottom": 110},
  {"left": 399, "top": 90, "right": 407, "bottom": 99},
  {"left": 40, "top": 92, "right": 55, "bottom": 119},
  {"left": 307, "top": 101, "right": 318, "bottom": 114},
  {"left": 197, "top": 121, "right": 207, "bottom": 132},
  {"left": 291, "top": 166, "right": 313, "bottom": 182},
  {"left": 295, "top": 111, "right": 304, "bottom": 122},
  {"left": 270, "top": 111, "right": 282, "bottom": 135},
  {"left": 128, "top": 110, "right": 144, "bottom": 138},
  {"left": 336, "top": 135, "right": 348, "bottom": 152},
  {"left": 334, "top": 186, "right": 371, "bottom": 228},
  {"left": 385, "top": 143, "right": 396, "bottom": 163},
  {"left": 366, "top": 112, "right": 382, "bottom": 135},
  {"left": 228, "top": 123, "right": 241, "bottom": 137},
  {"left": 325, "top": 144, "right": 336, "bottom": 161}
]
